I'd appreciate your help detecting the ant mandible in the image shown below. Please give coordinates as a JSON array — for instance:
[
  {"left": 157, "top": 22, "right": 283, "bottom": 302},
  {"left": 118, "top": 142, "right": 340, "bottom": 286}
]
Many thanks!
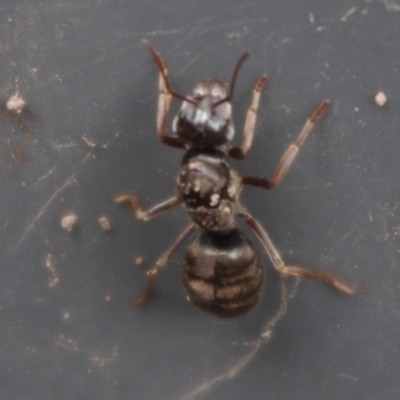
[{"left": 115, "top": 40, "right": 356, "bottom": 318}]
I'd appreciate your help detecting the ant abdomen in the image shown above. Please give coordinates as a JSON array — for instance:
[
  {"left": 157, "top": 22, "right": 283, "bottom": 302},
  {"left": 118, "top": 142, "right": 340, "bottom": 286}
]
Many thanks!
[{"left": 183, "top": 229, "right": 264, "bottom": 318}]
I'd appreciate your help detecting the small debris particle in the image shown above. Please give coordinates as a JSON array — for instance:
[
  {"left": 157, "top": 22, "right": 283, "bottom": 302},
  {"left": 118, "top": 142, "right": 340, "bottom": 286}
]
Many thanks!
[
  {"left": 341, "top": 7, "right": 357, "bottom": 22},
  {"left": 82, "top": 136, "right": 96, "bottom": 148},
  {"left": 375, "top": 91, "right": 387, "bottom": 107},
  {"left": 46, "top": 253, "right": 60, "bottom": 288},
  {"left": 104, "top": 295, "right": 112, "bottom": 303},
  {"left": 134, "top": 256, "right": 144, "bottom": 266},
  {"left": 62, "top": 311, "right": 71, "bottom": 321},
  {"left": 98, "top": 216, "right": 112, "bottom": 231},
  {"left": 61, "top": 214, "right": 78, "bottom": 232},
  {"left": 6, "top": 93, "right": 26, "bottom": 114}
]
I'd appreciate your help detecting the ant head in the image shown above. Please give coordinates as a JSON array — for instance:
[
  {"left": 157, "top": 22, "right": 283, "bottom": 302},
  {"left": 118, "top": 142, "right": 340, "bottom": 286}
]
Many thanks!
[
  {"left": 143, "top": 40, "right": 249, "bottom": 148},
  {"left": 173, "top": 79, "right": 234, "bottom": 146},
  {"left": 173, "top": 52, "right": 250, "bottom": 147}
]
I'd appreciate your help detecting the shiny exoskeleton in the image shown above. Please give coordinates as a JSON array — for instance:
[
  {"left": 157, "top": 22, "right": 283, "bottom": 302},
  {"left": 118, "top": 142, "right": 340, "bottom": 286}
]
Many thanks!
[
  {"left": 115, "top": 40, "right": 356, "bottom": 318},
  {"left": 183, "top": 229, "right": 263, "bottom": 317}
]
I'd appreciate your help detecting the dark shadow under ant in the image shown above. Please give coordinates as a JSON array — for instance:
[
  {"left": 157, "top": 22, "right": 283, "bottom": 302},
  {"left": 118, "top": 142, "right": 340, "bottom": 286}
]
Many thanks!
[{"left": 115, "top": 40, "right": 356, "bottom": 319}]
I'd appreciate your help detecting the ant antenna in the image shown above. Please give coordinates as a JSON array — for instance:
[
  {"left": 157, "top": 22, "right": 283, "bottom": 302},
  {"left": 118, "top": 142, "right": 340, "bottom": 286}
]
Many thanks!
[
  {"left": 143, "top": 40, "right": 196, "bottom": 105},
  {"left": 212, "top": 52, "right": 250, "bottom": 108}
]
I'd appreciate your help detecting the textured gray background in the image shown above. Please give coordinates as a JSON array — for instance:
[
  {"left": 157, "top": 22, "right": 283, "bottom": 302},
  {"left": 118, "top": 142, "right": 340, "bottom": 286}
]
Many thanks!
[{"left": 1, "top": 1, "right": 400, "bottom": 399}]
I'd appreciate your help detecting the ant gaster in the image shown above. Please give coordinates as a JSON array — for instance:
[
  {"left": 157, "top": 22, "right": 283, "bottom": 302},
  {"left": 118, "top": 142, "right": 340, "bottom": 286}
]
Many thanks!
[{"left": 115, "top": 41, "right": 356, "bottom": 318}]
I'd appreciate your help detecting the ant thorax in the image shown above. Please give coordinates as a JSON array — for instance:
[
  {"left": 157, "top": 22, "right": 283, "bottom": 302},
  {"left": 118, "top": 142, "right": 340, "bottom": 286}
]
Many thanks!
[
  {"left": 176, "top": 147, "right": 241, "bottom": 232},
  {"left": 172, "top": 79, "right": 235, "bottom": 147}
]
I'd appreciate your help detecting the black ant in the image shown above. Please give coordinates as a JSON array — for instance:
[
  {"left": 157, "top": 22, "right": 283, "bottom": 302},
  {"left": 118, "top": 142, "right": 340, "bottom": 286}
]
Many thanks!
[{"left": 115, "top": 41, "right": 356, "bottom": 318}]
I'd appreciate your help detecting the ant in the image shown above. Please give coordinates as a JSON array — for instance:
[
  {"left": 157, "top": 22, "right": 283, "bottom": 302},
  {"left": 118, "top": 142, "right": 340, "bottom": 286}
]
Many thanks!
[{"left": 115, "top": 41, "right": 356, "bottom": 318}]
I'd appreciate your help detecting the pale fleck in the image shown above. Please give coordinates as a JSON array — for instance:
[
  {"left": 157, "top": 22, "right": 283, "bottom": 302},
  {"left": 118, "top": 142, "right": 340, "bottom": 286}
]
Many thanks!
[
  {"left": 193, "top": 179, "right": 200, "bottom": 192},
  {"left": 134, "top": 256, "right": 144, "bottom": 266},
  {"left": 61, "top": 214, "right": 78, "bottom": 232},
  {"left": 98, "top": 216, "right": 112, "bottom": 231},
  {"left": 6, "top": 93, "right": 26, "bottom": 114},
  {"left": 375, "top": 91, "right": 388, "bottom": 107},
  {"left": 82, "top": 136, "right": 96, "bottom": 148},
  {"left": 341, "top": 7, "right": 357, "bottom": 22},
  {"left": 45, "top": 253, "right": 60, "bottom": 288},
  {"left": 209, "top": 193, "right": 220, "bottom": 207}
]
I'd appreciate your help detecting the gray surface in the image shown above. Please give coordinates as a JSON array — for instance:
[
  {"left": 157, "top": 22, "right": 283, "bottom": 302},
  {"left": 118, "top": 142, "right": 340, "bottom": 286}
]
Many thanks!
[{"left": 1, "top": 1, "right": 400, "bottom": 399}]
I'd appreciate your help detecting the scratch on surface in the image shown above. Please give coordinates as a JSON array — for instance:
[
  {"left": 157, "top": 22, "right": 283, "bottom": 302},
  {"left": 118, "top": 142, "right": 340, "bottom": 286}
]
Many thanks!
[
  {"left": 14, "top": 150, "right": 93, "bottom": 250},
  {"left": 45, "top": 253, "right": 60, "bottom": 288},
  {"left": 55, "top": 333, "right": 118, "bottom": 367},
  {"left": 135, "top": 28, "right": 188, "bottom": 37},
  {"left": 283, "top": 177, "right": 400, "bottom": 192},
  {"left": 81, "top": 136, "right": 96, "bottom": 148},
  {"left": 173, "top": 43, "right": 215, "bottom": 79},
  {"left": 178, "top": 279, "right": 299, "bottom": 400},
  {"left": 337, "top": 373, "right": 358, "bottom": 382},
  {"left": 132, "top": 18, "right": 266, "bottom": 39},
  {"left": 102, "top": 130, "right": 121, "bottom": 149},
  {"left": 51, "top": 141, "right": 81, "bottom": 151},
  {"left": 35, "top": 166, "right": 57, "bottom": 185},
  {"left": 341, "top": 7, "right": 358, "bottom": 22},
  {"left": 179, "top": 347, "right": 259, "bottom": 400},
  {"left": 381, "top": 0, "right": 400, "bottom": 11}
]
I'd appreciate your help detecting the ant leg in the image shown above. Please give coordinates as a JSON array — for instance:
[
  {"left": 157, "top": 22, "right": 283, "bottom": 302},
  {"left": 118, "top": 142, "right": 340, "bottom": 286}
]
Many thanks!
[
  {"left": 143, "top": 40, "right": 187, "bottom": 149},
  {"left": 239, "top": 208, "right": 356, "bottom": 295},
  {"left": 241, "top": 100, "right": 330, "bottom": 190},
  {"left": 229, "top": 75, "right": 268, "bottom": 159},
  {"left": 135, "top": 223, "right": 197, "bottom": 306},
  {"left": 114, "top": 194, "right": 180, "bottom": 221}
]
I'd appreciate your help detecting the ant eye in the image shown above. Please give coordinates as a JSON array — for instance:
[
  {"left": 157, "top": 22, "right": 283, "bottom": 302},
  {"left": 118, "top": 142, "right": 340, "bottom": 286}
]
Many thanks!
[
  {"left": 193, "top": 85, "right": 207, "bottom": 98},
  {"left": 211, "top": 84, "right": 225, "bottom": 99},
  {"left": 190, "top": 92, "right": 201, "bottom": 101}
]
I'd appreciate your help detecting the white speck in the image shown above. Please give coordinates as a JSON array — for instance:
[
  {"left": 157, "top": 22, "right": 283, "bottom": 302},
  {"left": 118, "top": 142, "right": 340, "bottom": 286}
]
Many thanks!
[
  {"left": 135, "top": 256, "right": 144, "bottom": 266},
  {"left": 188, "top": 160, "right": 203, "bottom": 172},
  {"left": 374, "top": 91, "right": 387, "bottom": 106},
  {"left": 193, "top": 179, "right": 200, "bottom": 192},
  {"left": 45, "top": 253, "right": 60, "bottom": 288},
  {"left": 6, "top": 93, "right": 26, "bottom": 114},
  {"left": 61, "top": 214, "right": 78, "bottom": 232},
  {"left": 261, "top": 330, "right": 272, "bottom": 339},
  {"left": 62, "top": 311, "right": 71, "bottom": 321},
  {"left": 209, "top": 193, "right": 220, "bottom": 207},
  {"left": 227, "top": 185, "right": 236, "bottom": 198},
  {"left": 341, "top": 7, "right": 357, "bottom": 22},
  {"left": 98, "top": 216, "right": 111, "bottom": 231},
  {"left": 222, "top": 206, "right": 230, "bottom": 215}
]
